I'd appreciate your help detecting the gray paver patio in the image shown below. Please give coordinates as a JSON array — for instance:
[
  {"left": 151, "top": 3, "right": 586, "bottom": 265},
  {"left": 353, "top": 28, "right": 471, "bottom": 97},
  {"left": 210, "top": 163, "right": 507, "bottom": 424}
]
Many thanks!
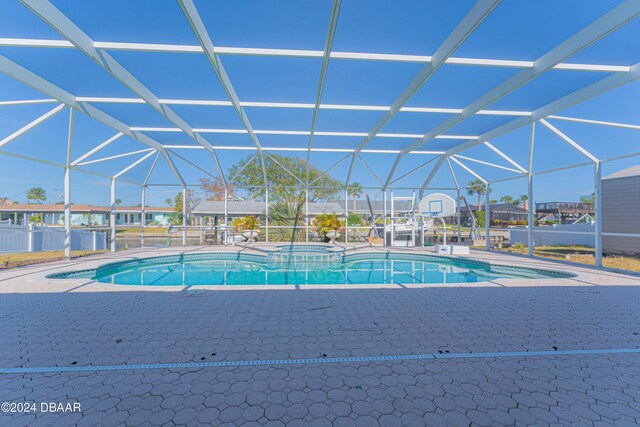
[{"left": 0, "top": 246, "right": 639, "bottom": 425}]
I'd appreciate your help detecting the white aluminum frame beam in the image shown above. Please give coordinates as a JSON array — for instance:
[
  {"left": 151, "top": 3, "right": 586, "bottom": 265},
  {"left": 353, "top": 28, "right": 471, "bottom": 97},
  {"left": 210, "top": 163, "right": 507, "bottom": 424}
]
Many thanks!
[
  {"left": 70, "top": 132, "right": 124, "bottom": 166},
  {"left": 76, "top": 148, "right": 154, "bottom": 167},
  {"left": 385, "top": 0, "right": 640, "bottom": 186},
  {"left": 446, "top": 60, "right": 640, "bottom": 159},
  {"left": 162, "top": 151, "right": 186, "bottom": 187},
  {"left": 483, "top": 141, "right": 528, "bottom": 173},
  {"left": 0, "top": 148, "right": 140, "bottom": 185},
  {"left": 0, "top": 37, "right": 631, "bottom": 73},
  {"left": 163, "top": 144, "right": 444, "bottom": 155},
  {"left": 0, "top": 54, "right": 164, "bottom": 151},
  {"left": 306, "top": 0, "right": 341, "bottom": 186},
  {"left": 419, "top": 157, "right": 446, "bottom": 196},
  {"left": 450, "top": 156, "right": 488, "bottom": 183},
  {"left": 113, "top": 150, "right": 157, "bottom": 179},
  {"left": 389, "top": 156, "right": 439, "bottom": 186},
  {"left": 347, "top": 0, "right": 501, "bottom": 185},
  {"left": 547, "top": 115, "right": 640, "bottom": 130},
  {"left": 20, "top": 0, "right": 225, "bottom": 180},
  {"left": 64, "top": 108, "right": 73, "bottom": 260},
  {"left": 168, "top": 149, "right": 220, "bottom": 181},
  {"left": 75, "top": 96, "right": 535, "bottom": 116},
  {"left": 0, "top": 103, "right": 66, "bottom": 148},
  {"left": 177, "top": 0, "right": 268, "bottom": 187},
  {"left": 539, "top": 119, "right": 599, "bottom": 163},
  {"left": 452, "top": 154, "right": 522, "bottom": 174},
  {"left": 0, "top": 98, "right": 59, "bottom": 106},
  {"left": 143, "top": 151, "right": 161, "bottom": 186},
  {"left": 129, "top": 126, "right": 478, "bottom": 140}
]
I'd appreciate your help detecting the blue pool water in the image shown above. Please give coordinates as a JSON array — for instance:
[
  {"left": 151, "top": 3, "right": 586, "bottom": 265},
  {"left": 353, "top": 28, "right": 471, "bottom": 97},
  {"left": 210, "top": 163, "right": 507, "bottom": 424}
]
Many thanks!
[{"left": 46, "top": 245, "right": 572, "bottom": 286}]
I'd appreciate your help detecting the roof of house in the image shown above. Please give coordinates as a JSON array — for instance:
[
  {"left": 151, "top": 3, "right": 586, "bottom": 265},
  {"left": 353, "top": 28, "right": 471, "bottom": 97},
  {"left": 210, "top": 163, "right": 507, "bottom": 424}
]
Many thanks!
[
  {"left": 327, "top": 200, "right": 414, "bottom": 213},
  {"left": 603, "top": 165, "right": 640, "bottom": 180},
  {"left": 0, "top": 204, "right": 172, "bottom": 213},
  {"left": 193, "top": 201, "right": 344, "bottom": 216}
]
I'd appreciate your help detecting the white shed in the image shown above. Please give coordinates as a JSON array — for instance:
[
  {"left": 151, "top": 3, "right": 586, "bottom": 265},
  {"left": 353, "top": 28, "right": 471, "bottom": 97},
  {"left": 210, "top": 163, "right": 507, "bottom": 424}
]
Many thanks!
[{"left": 602, "top": 165, "right": 640, "bottom": 256}]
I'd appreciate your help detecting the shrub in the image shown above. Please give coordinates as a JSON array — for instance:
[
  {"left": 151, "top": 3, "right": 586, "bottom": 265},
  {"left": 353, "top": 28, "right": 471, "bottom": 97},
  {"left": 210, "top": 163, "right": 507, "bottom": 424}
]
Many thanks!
[
  {"left": 512, "top": 242, "right": 526, "bottom": 250},
  {"left": 231, "top": 216, "right": 259, "bottom": 231},
  {"left": 312, "top": 213, "right": 344, "bottom": 236},
  {"left": 347, "top": 213, "right": 363, "bottom": 226}
]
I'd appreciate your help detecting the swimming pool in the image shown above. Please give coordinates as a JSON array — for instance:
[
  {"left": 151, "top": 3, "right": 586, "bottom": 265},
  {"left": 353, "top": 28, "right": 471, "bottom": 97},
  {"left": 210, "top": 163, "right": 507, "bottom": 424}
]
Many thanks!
[{"left": 47, "top": 245, "right": 573, "bottom": 286}]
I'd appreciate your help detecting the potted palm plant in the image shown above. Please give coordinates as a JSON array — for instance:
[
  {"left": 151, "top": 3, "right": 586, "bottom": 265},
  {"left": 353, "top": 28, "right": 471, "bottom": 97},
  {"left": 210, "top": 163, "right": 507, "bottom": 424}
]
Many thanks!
[{"left": 312, "top": 213, "right": 344, "bottom": 244}]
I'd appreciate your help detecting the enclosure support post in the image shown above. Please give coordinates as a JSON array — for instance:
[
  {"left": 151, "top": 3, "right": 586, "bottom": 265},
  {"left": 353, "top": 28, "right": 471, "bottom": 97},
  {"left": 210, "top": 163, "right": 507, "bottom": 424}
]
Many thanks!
[
  {"left": 141, "top": 185, "right": 146, "bottom": 247},
  {"left": 527, "top": 175, "right": 534, "bottom": 256},
  {"left": 383, "top": 190, "right": 387, "bottom": 247},
  {"left": 305, "top": 189, "right": 309, "bottom": 243},
  {"left": 64, "top": 108, "right": 74, "bottom": 260},
  {"left": 265, "top": 188, "right": 269, "bottom": 243},
  {"left": 110, "top": 178, "right": 116, "bottom": 253},
  {"left": 182, "top": 187, "right": 187, "bottom": 246},
  {"left": 224, "top": 188, "right": 228, "bottom": 246},
  {"left": 390, "top": 191, "right": 394, "bottom": 247},
  {"left": 344, "top": 188, "right": 348, "bottom": 243},
  {"left": 456, "top": 189, "right": 462, "bottom": 244},
  {"left": 527, "top": 121, "right": 536, "bottom": 257},
  {"left": 485, "top": 184, "right": 490, "bottom": 250},
  {"left": 594, "top": 161, "right": 603, "bottom": 268}
]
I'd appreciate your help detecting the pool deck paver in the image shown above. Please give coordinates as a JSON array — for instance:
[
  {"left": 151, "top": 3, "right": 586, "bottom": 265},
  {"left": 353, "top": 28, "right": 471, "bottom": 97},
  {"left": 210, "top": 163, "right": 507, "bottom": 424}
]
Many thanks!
[{"left": 0, "top": 245, "right": 639, "bottom": 425}]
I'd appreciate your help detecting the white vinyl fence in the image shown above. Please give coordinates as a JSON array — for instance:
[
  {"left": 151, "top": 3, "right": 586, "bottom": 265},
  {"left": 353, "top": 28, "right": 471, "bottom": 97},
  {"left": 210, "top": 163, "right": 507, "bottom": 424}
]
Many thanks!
[
  {"left": 510, "top": 222, "right": 595, "bottom": 247},
  {"left": 0, "top": 224, "right": 107, "bottom": 253}
]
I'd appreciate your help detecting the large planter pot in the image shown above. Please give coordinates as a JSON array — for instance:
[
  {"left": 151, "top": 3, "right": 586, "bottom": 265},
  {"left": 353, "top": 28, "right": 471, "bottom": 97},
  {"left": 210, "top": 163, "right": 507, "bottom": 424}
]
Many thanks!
[
  {"left": 325, "top": 230, "right": 341, "bottom": 244},
  {"left": 241, "top": 229, "right": 259, "bottom": 242}
]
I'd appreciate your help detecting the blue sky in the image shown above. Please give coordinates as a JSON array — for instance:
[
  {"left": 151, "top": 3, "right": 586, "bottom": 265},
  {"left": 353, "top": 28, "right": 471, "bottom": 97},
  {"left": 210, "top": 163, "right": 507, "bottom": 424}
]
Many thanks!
[{"left": 0, "top": 0, "right": 639, "bottom": 207}]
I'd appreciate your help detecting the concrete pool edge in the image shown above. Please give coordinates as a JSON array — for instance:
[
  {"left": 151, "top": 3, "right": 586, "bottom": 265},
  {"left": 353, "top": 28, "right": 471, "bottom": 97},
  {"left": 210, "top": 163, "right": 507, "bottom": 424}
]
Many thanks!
[
  {"left": 43, "top": 246, "right": 576, "bottom": 285},
  {"left": 3, "top": 245, "right": 638, "bottom": 293}
]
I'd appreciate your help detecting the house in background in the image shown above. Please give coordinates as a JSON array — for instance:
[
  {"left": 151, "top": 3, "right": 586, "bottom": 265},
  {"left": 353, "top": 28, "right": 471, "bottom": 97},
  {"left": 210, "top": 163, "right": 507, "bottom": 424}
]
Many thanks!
[
  {"left": 602, "top": 165, "right": 640, "bottom": 256},
  {"left": 0, "top": 204, "right": 174, "bottom": 226},
  {"left": 115, "top": 206, "right": 174, "bottom": 226}
]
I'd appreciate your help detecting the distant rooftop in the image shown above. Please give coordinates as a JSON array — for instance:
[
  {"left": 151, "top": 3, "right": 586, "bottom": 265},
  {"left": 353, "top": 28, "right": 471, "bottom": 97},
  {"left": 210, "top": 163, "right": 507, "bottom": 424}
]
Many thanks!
[{"left": 603, "top": 165, "right": 640, "bottom": 180}]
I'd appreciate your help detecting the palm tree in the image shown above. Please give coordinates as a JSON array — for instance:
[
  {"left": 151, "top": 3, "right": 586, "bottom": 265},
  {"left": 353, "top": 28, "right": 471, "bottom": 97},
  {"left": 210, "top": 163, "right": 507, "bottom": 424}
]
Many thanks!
[
  {"left": 500, "top": 195, "right": 514, "bottom": 205},
  {"left": 165, "top": 198, "right": 173, "bottom": 207},
  {"left": 466, "top": 179, "right": 487, "bottom": 210},
  {"left": 27, "top": 187, "right": 46, "bottom": 204},
  {"left": 347, "top": 182, "right": 363, "bottom": 212},
  {"left": 519, "top": 195, "right": 528, "bottom": 207},
  {"left": 115, "top": 198, "right": 122, "bottom": 206},
  {"left": 267, "top": 200, "right": 305, "bottom": 242}
]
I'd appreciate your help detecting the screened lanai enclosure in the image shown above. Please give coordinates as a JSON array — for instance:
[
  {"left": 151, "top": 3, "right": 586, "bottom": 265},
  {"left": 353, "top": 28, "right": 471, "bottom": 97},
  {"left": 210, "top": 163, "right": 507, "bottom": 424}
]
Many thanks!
[{"left": 0, "top": 0, "right": 639, "bottom": 268}]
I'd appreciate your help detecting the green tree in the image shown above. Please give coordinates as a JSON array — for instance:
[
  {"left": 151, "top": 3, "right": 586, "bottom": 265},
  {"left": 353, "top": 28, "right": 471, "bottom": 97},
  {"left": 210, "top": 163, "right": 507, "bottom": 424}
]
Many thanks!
[
  {"left": 115, "top": 198, "right": 122, "bottom": 206},
  {"left": 347, "top": 182, "right": 363, "bottom": 212},
  {"left": 227, "top": 154, "right": 341, "bottom": 202},
  {"left": 27, "top": 187, "right": 46, "bottom": 204},
  {"left": 165, "top": 198, "right": 173, "bottom": 207},
  {"left": 466, "top": 180, "right": 490, "bottom": 210},
  {"left": 580, "top": 193, "right": 595, "bottom": 204}
]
